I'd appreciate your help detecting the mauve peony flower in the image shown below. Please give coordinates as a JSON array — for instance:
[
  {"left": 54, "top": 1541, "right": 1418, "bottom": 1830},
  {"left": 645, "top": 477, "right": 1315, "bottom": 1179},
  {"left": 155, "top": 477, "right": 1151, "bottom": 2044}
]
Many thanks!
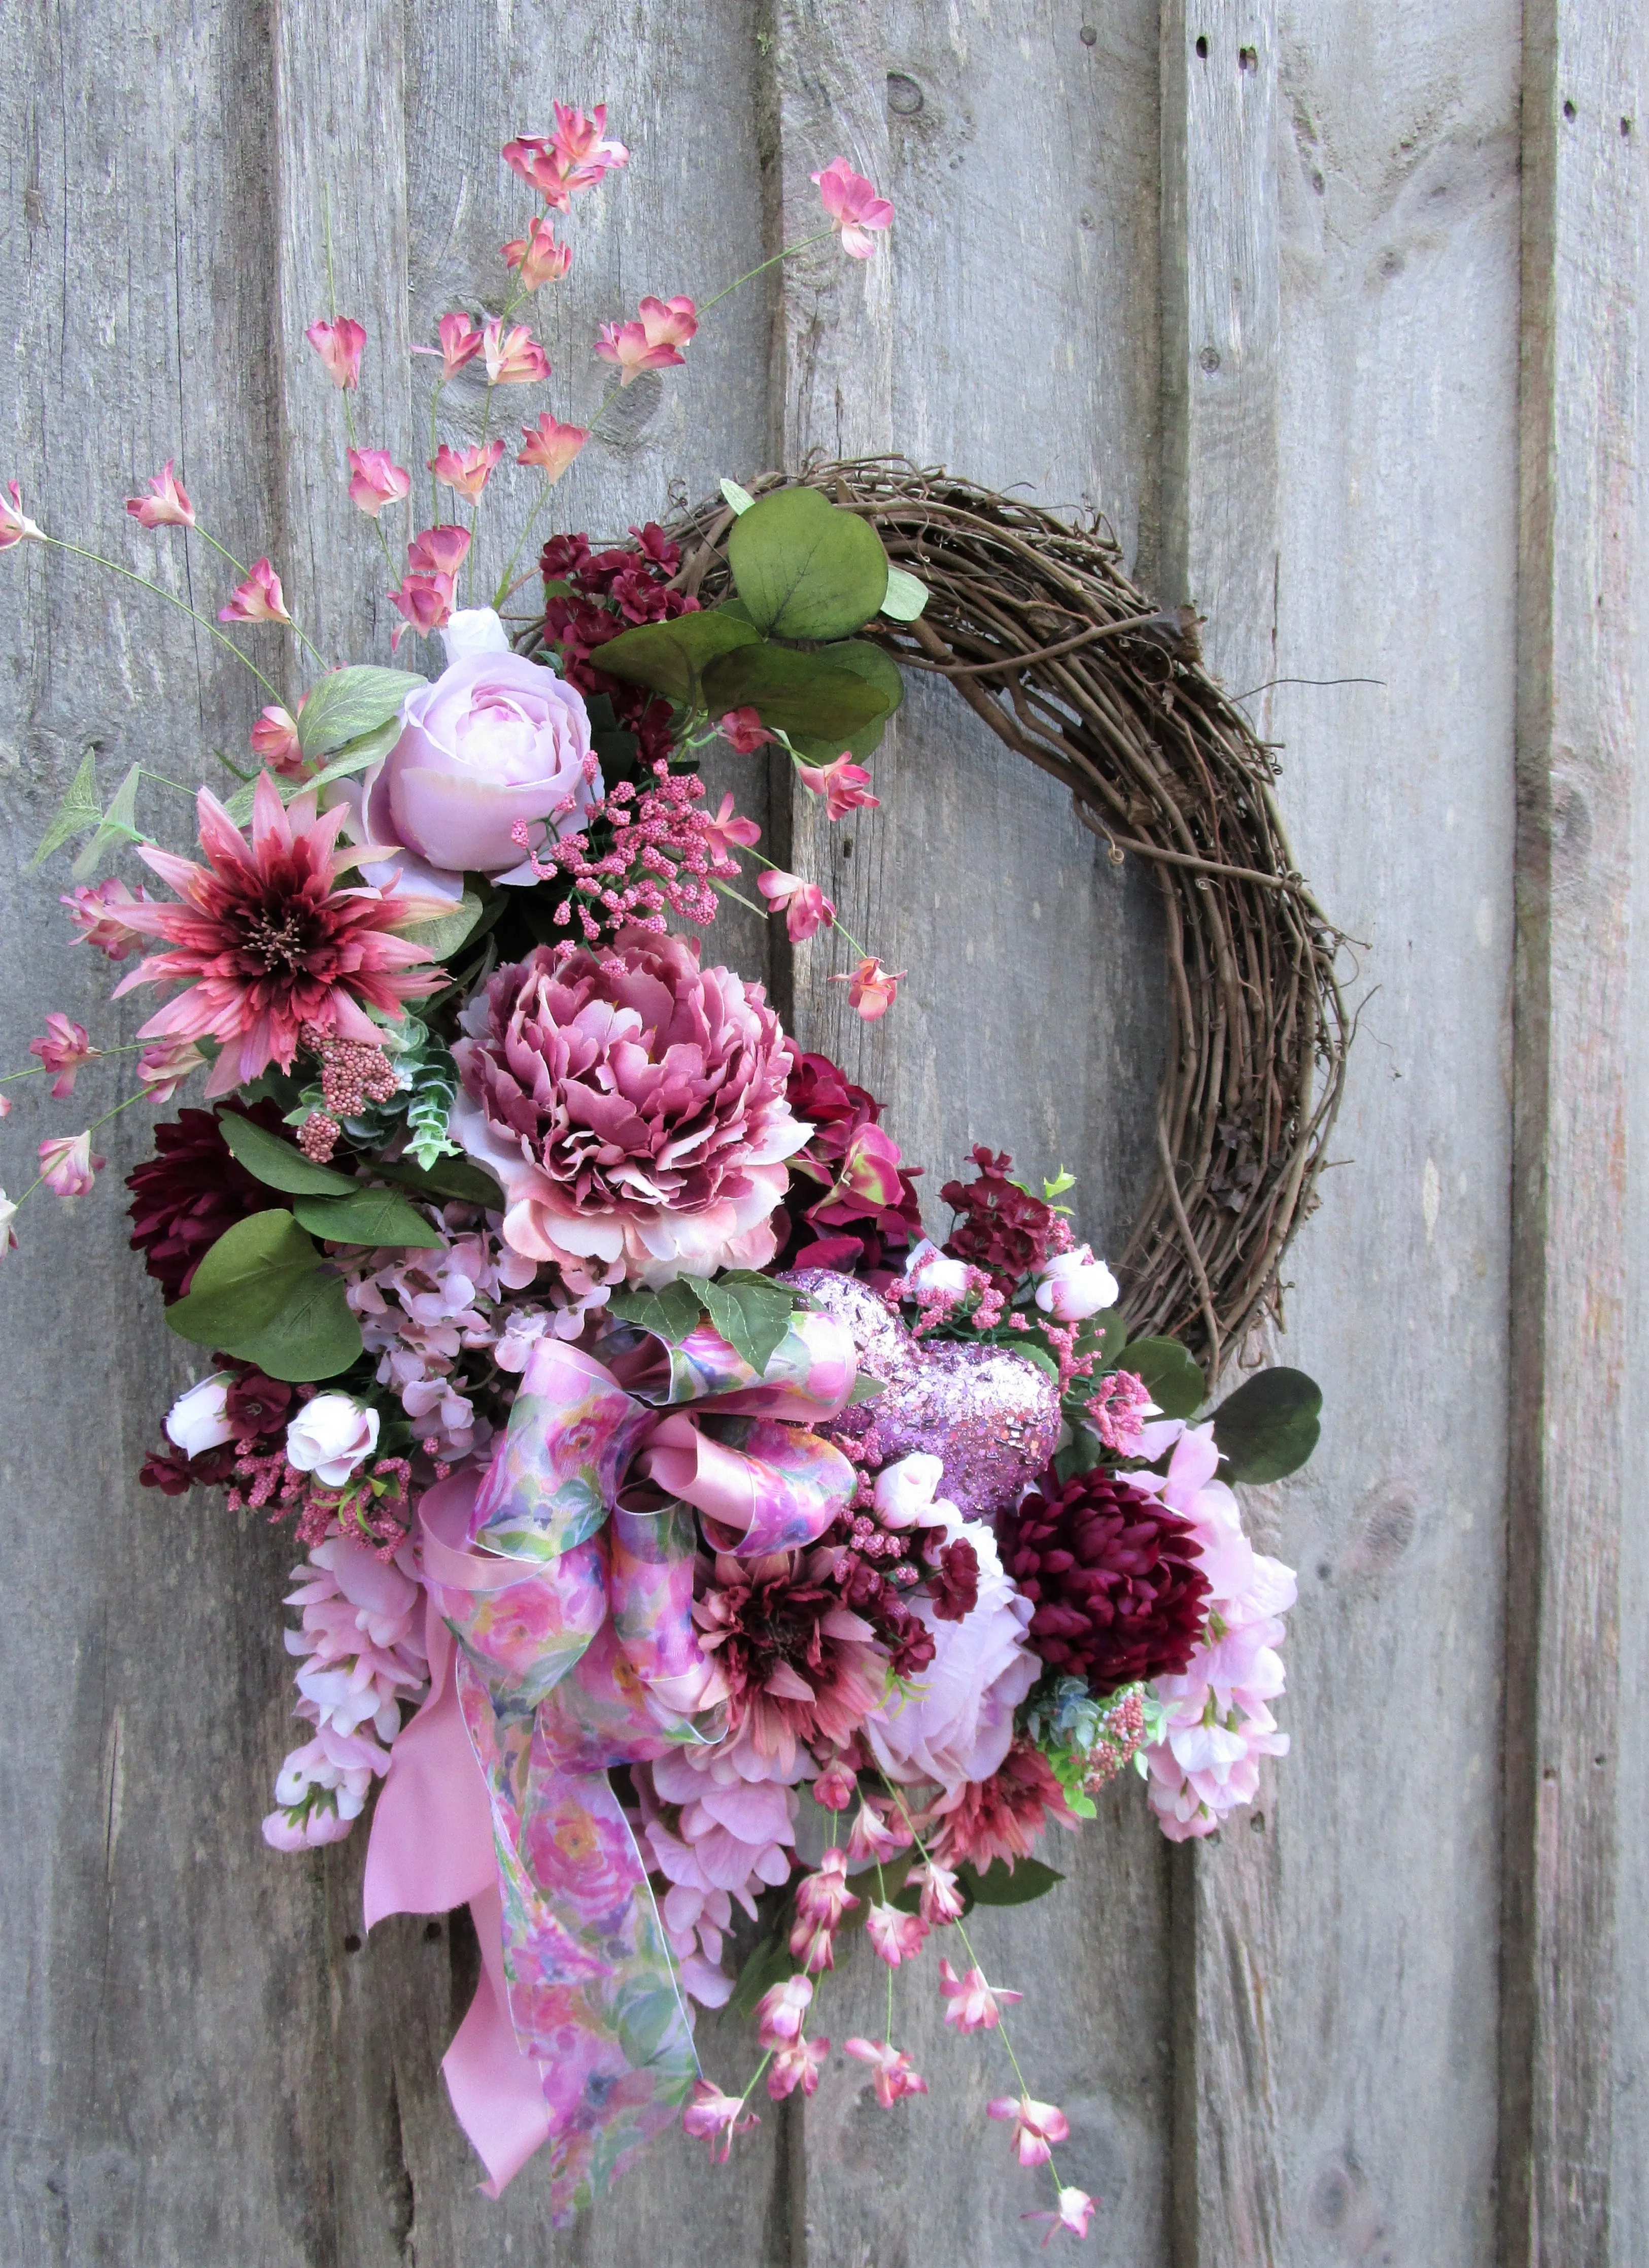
[{"left": 451, "top": 929, "right": 809, "bottom": 1285}]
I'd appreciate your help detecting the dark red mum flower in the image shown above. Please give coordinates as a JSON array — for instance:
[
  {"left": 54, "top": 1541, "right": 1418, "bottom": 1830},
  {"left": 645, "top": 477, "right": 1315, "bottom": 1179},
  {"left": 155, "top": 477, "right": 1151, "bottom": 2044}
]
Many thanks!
[
  {"left": 126, "top": 1100, "right": 287, "bottom": 1300},
  {"left": 940, "top": 1147, "right": 1060, "bottom": 1286},
  {"left": 999, "top": 1467, "right": 1211, "bottom": 1691}
]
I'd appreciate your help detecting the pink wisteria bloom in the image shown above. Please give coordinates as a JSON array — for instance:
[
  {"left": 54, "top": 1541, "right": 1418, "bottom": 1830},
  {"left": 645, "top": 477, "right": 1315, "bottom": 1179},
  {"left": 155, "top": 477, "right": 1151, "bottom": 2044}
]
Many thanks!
[
  {"left": 387, "top": 526, "right": 472, "bottom": 650},
  {"left": 517, "top": 414, "right": 589, "bottom": 481},
  {"left": 61, "top": 876, "right": 154, "bottom": 959},
  {"left": 909, "top": 1858, "right": 967, "bottom": 1925},
  {"left": 346, "top": 448, "right": 411, "bottom": 518},
  {"left": 483, "top": 318, "right": 549, "bottom": 386},
  {"left": 717, "top": 706, "right": 774, "bottom": 754},
  {"left": 759, "top": 868, "right": 835, "bottom": 941},
  {"left": 812, "top": 157, "right": 895, "bottom": 258},
  {"left": 796, "top": 752, "right": 879, "bottom": 819},
  {"left": 430, "top": 439, "right": 506, "bottom": 501},
  {"left": 2, "top": 480, "right": 46, "bottom": 548},
  {"left": 124, "top": 460, "right": 195, "bottom": 529},
  {"left": 503, "top": 104, "right": 629, "bottom": 210},
  {"left": 939, "top": 1957, "right": 1023, "bottom": 2033},
  {"left": 503, "top": 214, "right": 573, "bottom": 290},
  {"left": 699, "top": 794, "right": 761, "bottom": 861},
  {"left": 1024, "top": 2187, "right": 1099, "bottom": 2247},
  {"left": 833, "top": 953, "right": 904, "bottom": 1021},
  {"left": 753, "top": 1972, "right": 813, "bottom": 2049},
  {"left": 218, "top": 559, "right": 291, "bottom": 625},
  {"left": 415, "top": 311, "right": 485, "bottom": 381},
  {"left": 111, "top": 772, "right": 441, "bottom": 1097},
  {"left": 29, "top": 1014, "right": 99, "bottom": 1098},
  {"left": 251, "top": 703, "right": 306, "bottom": 780},
  {"left": 681, "top": 2079, "right": 758, "bottom": 2164},
  {"left": 38, "top": 1130, "right": 105, "bottom": 1197},
  {"left": 594, "top": 295, "right": 698, "bottom": 384},
  {"left": 767, "top": 2034, "right": 830, "bottom": 2101},
  {"left": 136, "top": 1035, "right": 206, "bottom": 1102},
  {"left": 987, "top": 2093, "right": 1071, "bottom": 2168},
  {"left": 843, "top": 2038, "right": 929, "bottom": 2109},
  {"left": 865, "top": 1902, "right": 929, "bottom": 1969},
  {"left": 305, "top": 316, "right": 366, "bottom": 390},
  {"left": 792, "top": 1847, "right": 859, "bottom": 1934}
]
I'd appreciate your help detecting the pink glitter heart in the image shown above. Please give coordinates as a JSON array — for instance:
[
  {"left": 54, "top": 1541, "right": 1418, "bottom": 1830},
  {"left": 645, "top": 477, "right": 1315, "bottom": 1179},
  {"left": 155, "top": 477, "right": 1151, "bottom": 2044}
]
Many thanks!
[{"left": 781, "top": 1269, "right": 1061, "bottom": 1522}]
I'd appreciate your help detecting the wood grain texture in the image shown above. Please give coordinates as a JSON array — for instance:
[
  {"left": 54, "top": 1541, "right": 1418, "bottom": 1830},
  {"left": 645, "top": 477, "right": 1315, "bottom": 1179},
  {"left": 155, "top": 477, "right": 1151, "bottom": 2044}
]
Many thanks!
[{"left": 1503, "top": 6, "right": 1641, "bottom": 2262}]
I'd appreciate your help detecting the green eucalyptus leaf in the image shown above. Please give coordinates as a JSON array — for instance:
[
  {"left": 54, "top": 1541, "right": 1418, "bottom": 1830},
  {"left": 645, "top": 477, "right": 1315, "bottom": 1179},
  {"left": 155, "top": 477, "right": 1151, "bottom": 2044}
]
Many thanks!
[
  {"left": 700, "top": 643, "right": 891, "bottom": 737},
  {"left": 292, "top": 1189, "right": 444, "bottom": 1249},
  {"left": 30, "top": 748, "right": 104, "bottom": 868},
  {"left": 297, "top": 666, "right": 423, "bottom": 758},
  {"left": 1123, "top": 1336, "right": 1207, "bottom": 1420},
  {"left": 218, "top": 1111, "right": 359, "bottom": 1195},
  {"left": 400, "top": 887, "right": 484, "bottom": 961},
  {"left": 1210, "top": 1366, "right": 1323, "bottom": 1483},
  {"left": 164, "top": 1210, "right": 322, "bottom": 1346},
  {"left": 224, "top": 1268, "right": 364, "bottom": 1382},
  {"left": 787, "top": 638, "right": 905, "bottom": 764},
  {"left": 1052, "top": 1425, "right": 1105, "bottom": 1485},
  {"left": 959, "top": 1856, "right": 1066, "bottom": 1907},
  {"left": 879, "top": 564, "right": 929, "bottom": 621},
  {"left": 379, "top": 1155, "right": 502, "bottom": 1206},
  {"left": 70, "top": 761, "right": 144, "bottom": 881},
  {"left": 596, "top": 610, "right": 763, "bottom": 705},
  {"left": 727, "top": 485, "right": 889, "bottom": 641}
]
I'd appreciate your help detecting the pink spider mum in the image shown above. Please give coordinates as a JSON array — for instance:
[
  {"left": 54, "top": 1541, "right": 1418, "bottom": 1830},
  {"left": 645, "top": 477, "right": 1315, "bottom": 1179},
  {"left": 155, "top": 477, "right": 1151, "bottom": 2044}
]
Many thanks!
[{"left": 113, "top": 773, "right": 442, "bottom": 1098}]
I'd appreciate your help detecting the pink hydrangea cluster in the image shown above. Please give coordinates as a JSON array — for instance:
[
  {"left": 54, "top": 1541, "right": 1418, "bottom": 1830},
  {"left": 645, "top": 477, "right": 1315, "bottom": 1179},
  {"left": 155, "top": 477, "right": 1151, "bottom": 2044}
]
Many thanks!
[{"left": 262, "top": 1532, "right": 429, "bottom": 1850}]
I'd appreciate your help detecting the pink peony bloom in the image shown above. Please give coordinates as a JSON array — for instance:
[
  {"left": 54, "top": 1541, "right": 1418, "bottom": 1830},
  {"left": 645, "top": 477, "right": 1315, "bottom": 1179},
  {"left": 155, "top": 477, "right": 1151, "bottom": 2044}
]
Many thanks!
[
  {"left": 796, "top": 753, "right": 879, "bottom": 819},
  {"left": 681, "top": 2079, "right": 757, "bottom": 2162},
  {"left": 250, "top": 703, "right": 306, "bottom": 778},
  {"left": 866, "top": 1903, "right": 929, "bottom": 1969},
  {"left": 939, "top": 1957, "right": 1022, "bottom": 2032},
  {"left": 218, "top": 559, "right": 291, "bottom": 625},
  {"left": 111, "top": 773, "right": 441, "bottom": 1098},
  {"left": 594, "top": 295, "right": 698, "bottom": 384},
  {"left": 1, "top": 479, "right": 45, "bottom": 548},
  {"left": 1024, "top": 2187, "right": 1099, "bottom": 2246},
  {"left": 125, "top": 460, "right": 194, "bottom": 529},
  {"left": 503, "top": 215, "right": 573, "bottom": 291},
  {"left": 136, "top": 1035, "right": 205, "bottom": 1101},
  {"left": 517, "top": 414, "right": 589, "bottom": 481},
  {"left": 29, "top": 1014, "right": 99, "bottom": 1098},
  {"left": 987, "top": 2093, "right": 1070, "bottom": 2168},
  {"left": 61, "top": 876, "right": 155, "bottom": 959},
  {"left": 38, "top": 1130, "right": 105, "bottom": 1196},
  {"left": 305, "top": 316, "right": 366, "bottom": 389},
  {"left": 451, "top": 929, "right": 809, "bottom": 1284},
  {"left": 767, "top": 2035, "right": 829, "bottom": 2101},
  {"left": 754, "top": 1972, "right": 814, "bottom": 2048},
  {"left": 503, "top": 105, "right": 629, "bottom": 210},
  {"left": 843, "top": 2038, "right": 928, "bottom": 2108},
  {"left": 908, "top": 1858, "right": 966, "bottom": 1925},
  {"left": 717, "top": 707, "right": 774, "bottom": 754},
  {"left": 420, "top": 311, "right": 484, "bottom": 380},
  {"left": 701, "top": 792, "right": 761, "bottom": 859},
  {"left": 430, "top": 439, "right": 506, "bottom": 500},
  {"left": 812, "top": 157, "right": 895, "bottom": 258},
  {"left": 759, "top": 868, "right": 835, "bottom": 941},
  {"left": 346, "top": 448, "right": 411, "bottom": 518},
  {"left": 832, "top": 954, "right": 904, "bottom": 1022},
  {"left": 482, "top": 318, "right": 549, "bottom": 386}
]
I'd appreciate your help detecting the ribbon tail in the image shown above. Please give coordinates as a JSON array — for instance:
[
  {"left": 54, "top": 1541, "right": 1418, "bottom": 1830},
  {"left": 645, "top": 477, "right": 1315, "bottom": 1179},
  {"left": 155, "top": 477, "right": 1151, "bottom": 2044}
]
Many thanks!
[
  {"left": 443, "top": 1885, "right": 555, "bottom": 2200},
  {"left": 364, "top": 1616, "right": 495, "bottom": 1928}
]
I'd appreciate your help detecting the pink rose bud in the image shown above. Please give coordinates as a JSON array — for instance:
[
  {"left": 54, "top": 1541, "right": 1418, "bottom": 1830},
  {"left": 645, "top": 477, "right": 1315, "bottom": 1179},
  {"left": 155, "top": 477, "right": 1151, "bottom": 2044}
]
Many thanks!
[
  {"left": 717, "top": 706, "right": 774, "bottom": 754},
  {"left": 165, "top": 1373, "right": 236, "bottom": 1458},
  {"left": 1034, "top": 1243, "right": 1119, "bottom": 1322},
  {"left": 347, "top": 447, "right": 411, "bottom": 518},
  {"left": 284, "top": 1392, "right": 380, "bottom": 1487},
  {"left": 305, "top": 315, "right": 366, "bottom": 389},
  {"left": 901, "top": 1239, "right": 972, "bottom": 1300},
  {"left": 125, "top": 459, "right": 195, "bottom": 529},
  {"left": 872, "top": 1451, "right": 947, "bottom": 1529}
]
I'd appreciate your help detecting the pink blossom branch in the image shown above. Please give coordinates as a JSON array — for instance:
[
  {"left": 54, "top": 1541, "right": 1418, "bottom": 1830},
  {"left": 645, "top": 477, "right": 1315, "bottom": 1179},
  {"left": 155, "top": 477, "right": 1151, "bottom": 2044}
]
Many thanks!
[{"left": 30, "top": 536, "right": 281, "bottom": 698}]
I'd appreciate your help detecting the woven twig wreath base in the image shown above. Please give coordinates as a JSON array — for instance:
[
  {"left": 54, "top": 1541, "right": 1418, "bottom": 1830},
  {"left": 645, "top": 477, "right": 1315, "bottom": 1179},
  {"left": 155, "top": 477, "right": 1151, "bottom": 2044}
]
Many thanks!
[{"left": 653, "top": 458, "right": 1349, "bottom": 1375}]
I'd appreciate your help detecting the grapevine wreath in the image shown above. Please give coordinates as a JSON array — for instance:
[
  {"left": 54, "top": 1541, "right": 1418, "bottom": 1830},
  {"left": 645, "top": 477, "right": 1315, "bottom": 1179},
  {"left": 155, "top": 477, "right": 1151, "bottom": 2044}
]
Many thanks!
[{"left": 1, "top": 107, "right": 1347, "bottom": 2240}]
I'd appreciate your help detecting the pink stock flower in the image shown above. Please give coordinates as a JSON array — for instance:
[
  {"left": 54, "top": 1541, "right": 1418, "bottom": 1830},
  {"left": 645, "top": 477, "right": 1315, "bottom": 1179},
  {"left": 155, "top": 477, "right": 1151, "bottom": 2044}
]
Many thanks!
[
  {"left": 939, "top": 1957, "right": 1023, "bottom": 2032},
  {"left": 759, "top": 868, "right": 835, "bottom": 941},
  {"left": 832, "top": 954, "right": 904, "bottom": 1022},
  {"left": 594, "top": 295, "right": 698, "bottom": 384},
  {"left": 987, "top": 2094, "right": 1071, "bottom": 2168},
  {"left": 61, "top": 876, "right": 154, "bottom": 959},
  {"left": 346, "top": 448, "right": 411, "bottom": 518},
  {"left": 700, "top": 793, "right": 761, "bottom": 859},
  {"left": 909, "top": 1858, "right": 966, "bottom": 1924},
  {"left": 483, "top": 318, "right": 549, "bottom": 386},
  {"left": 419, "top": 312, "right": 484, "bottom": 380},
  {"left": 1, "top": 480, "right": 45, "bottom": 548},
  {"left": 305, "top": 316, "right": 366, "bottom": 390},
  {"left": 38, "top": 1130, "right": 105, "bottom": 1197},
  {"left": 681, "top": 2079, "right": 758, "bottom": 2163},
  {"left": 111, "top": 772, "right": 441, "bottom": 1097},
  {"left": 503, "top": 105, "right": 629, "bottom": 210},
  {"left": 717, "top": 707, "right": 774, "bottom": 754},
  {"left": 865, "top": 1903, "right": 929, "bottom": 1968},
  {"left": 843, "top": 2038, "right": 929, "bottom": 2108},
  {"left": 124, "top": 460, "right": 194, "bottom": 529},
  {"left": 430, "top": 439, "right": 506, "bottom": 500},
  {"left": 754, "top": 1972, "right": 814, "bottom": 2049},
  {"left": 136, "top": 1035, "right": 206, "bottom": 1101},
  {"left": 1024, "top": 2187, "right": 1099, "bottom": 2246},
  {"left": 503, "top": 214, "right": 573, "bottom": 290},
  {"left": 218, "top": 558, "right": 291, "bottom": 625},
  {"left": 29, "top": 1014, "right": 99, "bottom": 1098},
  {"left": 251, "top": 704, "right": 306, "bottom": 780},
  {"left": 767, "top": 2035, "right": 829, "bottom": 2101},
  {"left": 812, "top": 157, "right": 895, "bottom": 258},
  {"left": 796, "top": 753, "right": 879, "bottom": 819},
  {"left": 517, "top": 414, "right": 589, "bottom": 481}
]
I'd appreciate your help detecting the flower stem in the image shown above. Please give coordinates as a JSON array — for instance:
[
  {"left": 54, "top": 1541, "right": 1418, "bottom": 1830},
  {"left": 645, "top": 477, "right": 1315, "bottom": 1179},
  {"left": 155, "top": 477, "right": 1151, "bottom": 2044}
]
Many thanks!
[
  {"left": 694, "top": 228, "right": 836, "bottom": 320},
  {"left": 38, "top": 536, "right": 279, "bottom": 698},
  {"left": 491, "top": 476, "right": 553, "bottom": 610},
  {"left": 190, "top": 522, "right": 252, "bottom": 582}
]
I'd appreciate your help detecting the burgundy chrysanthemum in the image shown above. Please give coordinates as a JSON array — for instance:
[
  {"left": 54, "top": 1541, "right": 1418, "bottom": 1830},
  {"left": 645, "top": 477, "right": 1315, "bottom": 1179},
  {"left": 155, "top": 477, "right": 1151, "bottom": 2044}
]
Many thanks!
[
  {"left": 774, "top": 1050, "right": 924, "bottom": 1276},
  {"left": 929, "top": 1737, "right": 1075, "bottom": 1872},
  {"left": 999, "top": 1467, "right": 1211, "bottom": 1691},
  {"left": 126, "top": 1101, "right": 288, "bottom": 1299},
  {"left": 940, "top": 1147, "right": 1062, "bottom": 1285},
  {"left": 693, "top": 1548, "right": 888, "bottom": 1773}
]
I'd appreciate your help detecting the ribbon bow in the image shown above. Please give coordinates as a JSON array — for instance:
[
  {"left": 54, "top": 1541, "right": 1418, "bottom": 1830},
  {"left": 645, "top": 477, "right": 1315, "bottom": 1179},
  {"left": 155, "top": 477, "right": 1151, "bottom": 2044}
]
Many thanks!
[{"left": 364, "top": 1304, "right": 858, "bottom": 2222}]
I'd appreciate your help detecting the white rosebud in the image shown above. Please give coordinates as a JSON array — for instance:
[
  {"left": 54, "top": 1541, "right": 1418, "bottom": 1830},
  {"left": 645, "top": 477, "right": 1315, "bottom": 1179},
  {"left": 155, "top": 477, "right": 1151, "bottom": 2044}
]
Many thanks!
[
  {"left": 439, "top": 605, "right": 512, "bottom": 663},
  {"left": 1033, "top": 1245, "right": 1119, "bottom": 1323},
  {"left": 873, "top": 1451, "right": 960, "bottom": 1531},
  {"left": 902, "top": 1238, "right": 972, "bottom": 1298},
  {"left": 164, "top": 1373, "right": 236, "bottom": 1458},
  {"left": 286, "top": 1393, "right": 381, "bottom": 1487}
]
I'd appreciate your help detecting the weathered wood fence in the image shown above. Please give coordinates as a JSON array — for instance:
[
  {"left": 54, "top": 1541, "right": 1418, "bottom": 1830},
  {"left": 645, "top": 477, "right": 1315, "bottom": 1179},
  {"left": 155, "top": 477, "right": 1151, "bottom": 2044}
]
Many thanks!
[{"left": 1, "top": 2, "right": 1641, "bottom": 2262}]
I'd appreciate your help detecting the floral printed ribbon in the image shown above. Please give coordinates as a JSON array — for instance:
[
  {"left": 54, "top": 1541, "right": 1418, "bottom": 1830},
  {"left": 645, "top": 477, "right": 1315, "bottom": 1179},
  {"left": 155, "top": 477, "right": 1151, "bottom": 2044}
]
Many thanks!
[{"left": 364, "top": 1306, "right": 858, "bottom": 2222}]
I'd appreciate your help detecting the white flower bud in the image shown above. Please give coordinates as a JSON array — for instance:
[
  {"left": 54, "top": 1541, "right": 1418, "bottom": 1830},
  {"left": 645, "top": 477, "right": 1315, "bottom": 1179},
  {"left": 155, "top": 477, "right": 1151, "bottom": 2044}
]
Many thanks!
[
  {"left": 164, "top": 1373, "right": 236, "bottom": 1458},
  {"left": 285, "top": 1393, "right": 380, "bottom": 1487},
  {"left": 1033, "top": 1245, "right": 1119, "bottom": 1323}
]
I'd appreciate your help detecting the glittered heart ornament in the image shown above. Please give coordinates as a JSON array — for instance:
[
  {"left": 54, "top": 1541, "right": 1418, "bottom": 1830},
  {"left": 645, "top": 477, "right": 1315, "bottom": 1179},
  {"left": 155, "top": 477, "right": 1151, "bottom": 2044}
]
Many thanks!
[{"left": 780, "top": 1268, "right": 1061, "bottom": 1522}]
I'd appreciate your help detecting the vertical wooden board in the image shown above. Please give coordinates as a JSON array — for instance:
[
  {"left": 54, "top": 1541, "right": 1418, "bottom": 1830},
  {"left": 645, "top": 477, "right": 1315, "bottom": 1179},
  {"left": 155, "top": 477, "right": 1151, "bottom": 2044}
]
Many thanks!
[
  {"left": 1255, "top": 3, "right": 1520, "bottom": 2259},
  {"left": 0, "top": 4, "right": 348, "bottom": 2265}
]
